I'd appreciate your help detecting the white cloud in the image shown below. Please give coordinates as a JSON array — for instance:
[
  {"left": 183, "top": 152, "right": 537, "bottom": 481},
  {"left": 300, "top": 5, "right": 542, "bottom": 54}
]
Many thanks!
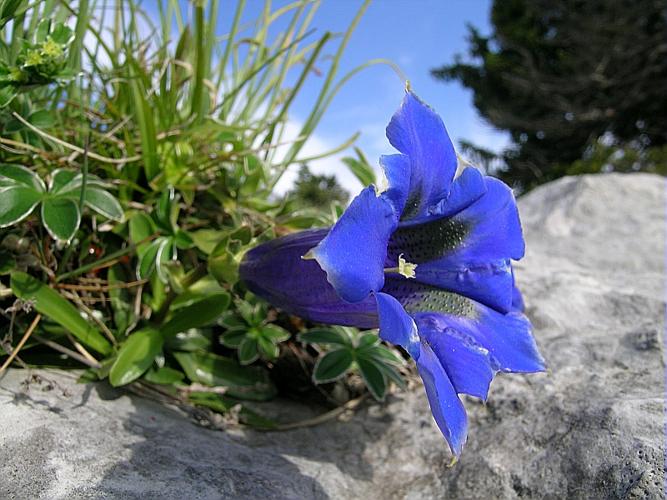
[{"left": 272, "top": 119, "right": 369, "bottom": 197}]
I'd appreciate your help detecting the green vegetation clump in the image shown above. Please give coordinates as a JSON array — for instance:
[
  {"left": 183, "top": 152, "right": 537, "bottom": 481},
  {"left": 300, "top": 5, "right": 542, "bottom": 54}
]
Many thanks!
[{"left": 0, "top": 0, "right": 404, "bottom": 428}]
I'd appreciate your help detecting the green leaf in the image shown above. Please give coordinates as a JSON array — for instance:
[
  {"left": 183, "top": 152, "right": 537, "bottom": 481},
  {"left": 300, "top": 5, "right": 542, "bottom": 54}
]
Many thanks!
[
  {"left": 0, "top": 86, "right": 17, "bottom": 107},
  {"left": 171, "top": 276, "right": 226, "bottom": 309},
  {"left": 165, "top": 328, "right": 213, "bottom": 352},
  {"left": 144, "top": 366, "right": 185, "bottom": 385},
  {"left": 0, "top": 249, "right": 16, "bottom": 274},
  {"left": 208, "top": 245, "right": 239, "bottom": 285},
  {"left": 49, "top": 169, "right": 77, "bottom": 192},
  {"left": 259, "top": 324, "right": 290, "bottom": 343},
  {"left": 84, "top": 187, "right": 124, "bottom": 221},
  {"left": 0, "top": 185, "right": 41, "bottom": 228},
  {"left": 109, "top": 327, "right": 163, "bottom": 387},
  {"left": 107, "top": 264, "right": 135, "bottom": 336},
  {"left": 129, "top": 212, "right": 156, "bottom": 252},
  {"left": 356, "top": 356, "right": 387, "bottom": 401},
  {"left": 49, "top": 23, "right": 74, "bottom": 45},
  {"left": 341, "top": 147, "right": 375, "bottom": 187},
  {"left": 220, "top": 328, "right": 247, "bottom": 348},
  {"left": 190, "top": 229, "right": 225, "bottom": 255},
  {"left": 161, "top": 292, "right": 231, "bottom": 338},
  {"left": 0, "top": 163, "right": 45, "bottom": 191},
  {"left": 257, "top": 336, "right": 280, "bottom": 360},
  {"left": 312, "top": 348, "right": 353, "bottom": 383},
  {"left": 137, "top": 238, "right": 162, "bottom": 279},
  {"left": 173, "top": 351, "right": 276, "bottom": 401},
  {"left": 298, "top": 328, "right": 350, "bottom": 347},
  {"left": 154, "top": 237, "right": 174, "bottom": 283},
  {"left": 41, "top": 197, "right": 80, "bottom": 243},
  {"left": 363, "top": 344, "right": 405, "bottom": 366},
  {"left": 10, "top": 271, "right": 111, "bottom": 355},
  {"left": 172, "top": 229, "right": 193, "bottom": 249},
  {"left": 128, "top": 60, "right": 159, "bottom": 181},
  {"left": 56, "top": 173, "right": 111, "bottom": 194},
  {"left": 374, "top": 361, "right": 406, "bottom": 389},
  {"left": 357, "top": 332, "right": 379, "bottom": 349},
  {"left": 238, "top": 337, "right": 259, "bottom": 365},
  {"left": 0, "top": 0, "right": 26, "bottom": 28},
  {"left": 28, "top": 109, "right": 54, "bottom": 129}
]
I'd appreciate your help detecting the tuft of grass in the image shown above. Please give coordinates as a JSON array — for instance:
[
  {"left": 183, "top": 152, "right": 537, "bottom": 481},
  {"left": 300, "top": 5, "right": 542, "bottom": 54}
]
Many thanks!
[{"left": 0, "top": 0, "right": 410, "bottom": 427}]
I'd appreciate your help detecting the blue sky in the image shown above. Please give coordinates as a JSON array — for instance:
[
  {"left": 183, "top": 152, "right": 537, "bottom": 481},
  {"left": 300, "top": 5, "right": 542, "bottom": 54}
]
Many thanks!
[{"left": 225, "top": 1, "right": 508, "bottom": 193}]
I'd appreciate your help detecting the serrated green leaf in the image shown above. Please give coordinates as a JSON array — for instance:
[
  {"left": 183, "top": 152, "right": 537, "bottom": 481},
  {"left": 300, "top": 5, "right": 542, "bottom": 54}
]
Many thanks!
[
  {"left": 161, "top": 292, "right": 231, "bottom": 338},
  {"left": 41, "top": 197, "right": 80, "bottom": 243},
  {"left": 0, "top": 185, "right": 40, "bottom": 228},
  {"left": 312, "top": 348, "right": 353, "bottom": 383},
  {"left": 298, "top": 328, "right": 350, "bottom": 346},
  {"left": 84, "top": 187, "right": 124, "bottom": 221},
  {"left": 173, "top": 351, "right": 276, "bottom": 401},
  {"left": 109, "top": 327, "right": 163, "bottom": 387},
  {"left": 50, "top": 23, "right": 74, "bottom": 45},
  {"left": 238, "top": 337, "right": 259, "bottom": 365},
  {"left": 0, "top": 164, "right": 45, "bottom": 192},
  {"left": 356, "top": 356, "right": 387, "bottom": 400},
  {"left": 10, "top": 271, "right": 111, "bottom": 355},
  {"left": 35, "top": 18, "right": 51, "bottom": 43}
]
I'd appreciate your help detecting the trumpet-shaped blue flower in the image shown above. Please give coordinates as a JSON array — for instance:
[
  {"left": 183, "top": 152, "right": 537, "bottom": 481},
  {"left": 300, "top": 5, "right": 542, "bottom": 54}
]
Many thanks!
[{"left": 240, "top": 90, "right": 545, "bottom": 456}]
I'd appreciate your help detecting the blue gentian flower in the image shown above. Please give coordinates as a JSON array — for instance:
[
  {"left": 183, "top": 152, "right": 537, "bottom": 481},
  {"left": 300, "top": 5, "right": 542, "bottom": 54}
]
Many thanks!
[{"left": 240, "top": 90, "right": 545, "bottom": 456}]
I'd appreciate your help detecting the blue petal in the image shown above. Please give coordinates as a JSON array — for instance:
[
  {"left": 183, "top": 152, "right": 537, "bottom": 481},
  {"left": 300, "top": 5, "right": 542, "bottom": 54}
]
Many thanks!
[
  {"left": 429, "top": 167, "right": 487, "bottom": 218},
  {"left": 383, "top": 279, "right": 545, "bottom": 373},
  {"left": 418, "top": 317, "right": 495, "bottom": 400},
  {"left": 379, "top": 153, "right": 411, "bottom": 215},
  {"left": 416, "top": 340, "right": 468, "bottom": 456},
  {"left": 375, "top": 292, "right": 420, "bottom": 359},
  {"left": 385, "top": 91, "right": 457, "bottom": 220},
  {"left": 386, "top": 176, "right": 523, "bottom": 313},
  {"left": 311, "top": 186, "right": 398, "bottom": 303},
  {"left": 240, "top": 228, "right": 379, "bottom": 328}
]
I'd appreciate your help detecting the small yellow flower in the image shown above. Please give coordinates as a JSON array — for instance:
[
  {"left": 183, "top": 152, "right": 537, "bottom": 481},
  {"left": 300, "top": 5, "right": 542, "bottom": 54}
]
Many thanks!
[
  {"left": 25, "top": 49, "right": 44, "bottom": 66},
  {"left": 41, "top": 38, "right": 63, "bottom": 58}
]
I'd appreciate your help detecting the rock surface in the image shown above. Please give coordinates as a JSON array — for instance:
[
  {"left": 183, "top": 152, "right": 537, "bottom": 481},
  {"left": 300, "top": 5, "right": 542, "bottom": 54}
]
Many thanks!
[{"left": 1, "top": 173, "right": 665, "bottom": 499}]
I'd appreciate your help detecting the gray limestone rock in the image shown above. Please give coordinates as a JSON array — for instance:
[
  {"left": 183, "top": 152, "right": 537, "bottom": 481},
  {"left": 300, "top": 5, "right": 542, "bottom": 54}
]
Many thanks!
[{"left": 0, "top": 173, "right": 664, "bottom": 499}]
